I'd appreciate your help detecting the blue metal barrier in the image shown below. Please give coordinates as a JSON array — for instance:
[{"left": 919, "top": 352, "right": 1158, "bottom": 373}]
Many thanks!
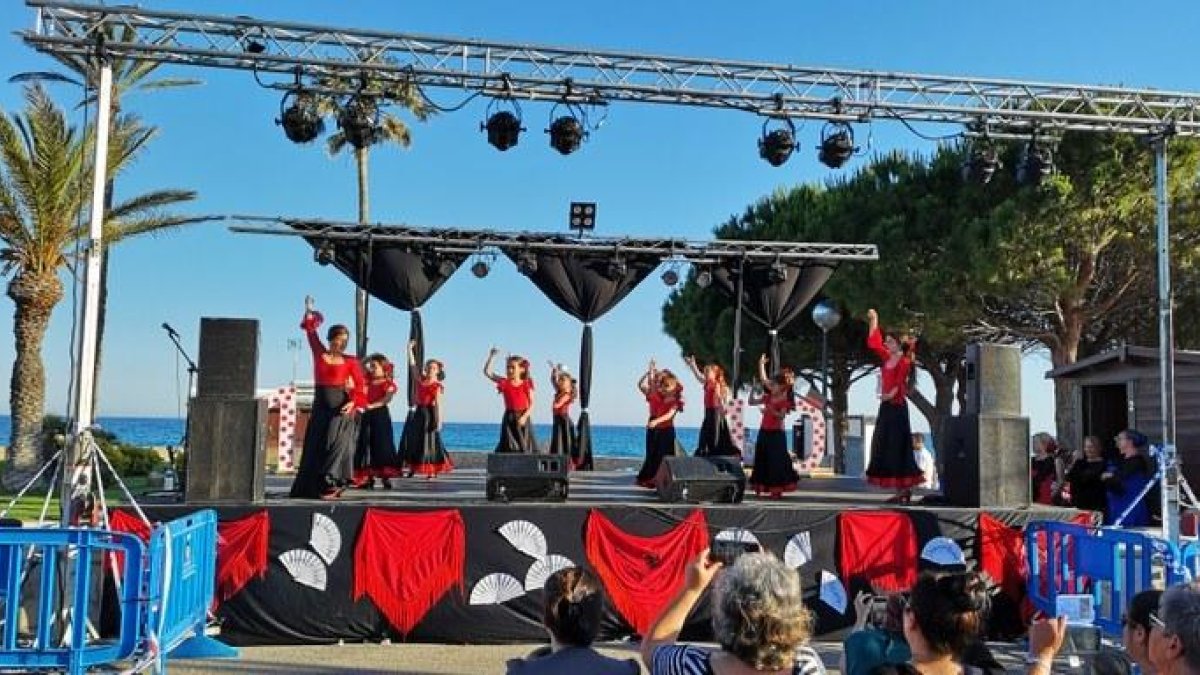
[
  {"left": 1027, "top": 520, "right": 1183, "bottom": 636},
  {"left": 0, "top": 527, "right": 145, "bottom": 675}
]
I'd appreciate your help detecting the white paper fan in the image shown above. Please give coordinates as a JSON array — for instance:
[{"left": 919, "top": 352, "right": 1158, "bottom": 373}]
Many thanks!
[
  {"left": 784, "top": 532, "right": 813, "bottom": 569},
  {"left": 279, "top": 549, "right": 327, "bottom": 591},
  {"left": 819, "top": 570, "right": 847, "bottom": 614},
  {"left": 714, "top": 528, "right": 761, "bottom": 546},
  {"left": 310, "top": 513, "right": 342, "bottom": 565},
  {"left": 921, "top": 537, "right": 966, "bottom": 567},
  {"left": 469, "top": 573, "right": 525, "bottom": 605},
  {"left": 524, "top": 554, "right": 575, "bottom": 592},
  {"left": 498, "top": 520, "right": 548, "bottom": 560}
]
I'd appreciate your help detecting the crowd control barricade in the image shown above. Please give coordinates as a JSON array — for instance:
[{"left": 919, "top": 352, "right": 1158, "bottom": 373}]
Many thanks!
[{"left": 1027, "top": 520, "right": 1184, "bottom": 636}]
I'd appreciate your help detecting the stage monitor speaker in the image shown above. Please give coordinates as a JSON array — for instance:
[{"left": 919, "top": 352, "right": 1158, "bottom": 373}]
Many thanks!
[
  {"left": 938, "top": 413, "right": 1030, "bottom": 508},
  {"left": 963, "top": 343, "right": 1022, "bottom": 416},
  {"left": 197, "top": 318, "right": 259, "bottom": 399},
  {"left": 186, "top": 397, "right": 267, "bottom": 503},
  {"left": 655, "top": 456, "right": 746, "bottom": 504},
  {"left": 486, "top": 454, "right": 569, "bottom": 503}
]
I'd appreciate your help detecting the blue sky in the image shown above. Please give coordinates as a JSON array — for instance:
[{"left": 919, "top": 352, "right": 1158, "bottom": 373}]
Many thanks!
[{"left": 1, "top": 1, "right": 1197, "bottom": 432}]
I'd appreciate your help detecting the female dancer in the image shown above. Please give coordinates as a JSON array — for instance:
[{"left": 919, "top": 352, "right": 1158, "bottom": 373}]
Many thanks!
[
  {"left": 684, "top": 355, "right": 739, "bottom": 458},
  {"left": 864, "top": 308, "right": 924, "bottom": 502},
  {"left": 401, "top": 340, "right": 453, "bottom": 478},
  {"left": 290, "top": 296, "right": 365, "bottom": 500},
  {"left": 749, "top": 354, "right": 801, "bottom": 498},
  {"left": 483, "top": 347, "right": 538, "bottom": 453},
  {"left": 635, "top": 361, "right": 684, "bottom": 488},
  {"left": 353, "top": 353, "right": 401, "bottom": 489},
  {"left": 547, "top": 361, "right": 577, "bottom": 460}
]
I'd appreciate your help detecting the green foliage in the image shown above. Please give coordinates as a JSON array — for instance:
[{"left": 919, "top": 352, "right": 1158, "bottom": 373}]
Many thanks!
[{"left": 38, "top": 414, "right": 163, "bottom": 477}]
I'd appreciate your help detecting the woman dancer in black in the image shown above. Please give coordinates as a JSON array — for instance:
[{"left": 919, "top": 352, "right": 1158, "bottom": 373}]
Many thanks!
[
  {"left": 635, "top": 360, "right": 684, "bottom": 488},
  {"left": 863, "top": 308, "right": 924, "bottom": 503},
  {"left": 483, "top": 347, "right": 538, "bottom": 453},
  {"left": 548, "top": 361, "right": 578, "bottom": 460},
  {"left": 749, "top": 354, "right": 801, "bottom": 498},
  {"left": 684, "top": 355, "right": 739, "bottom": 458},
  {"left": 401, "top": 340, "right": 453, "bottom": 478},
  {"left": 353, "top": 353, "right": 401, "bottom": 489}
]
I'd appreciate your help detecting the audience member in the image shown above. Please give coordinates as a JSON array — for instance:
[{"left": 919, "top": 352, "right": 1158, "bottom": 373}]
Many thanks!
[
  {"left": 1104, "top": 429, "right": 1155, "bottom": 526},
  {"left": 1063, "top": 435, "right": 1108, "bottom": 514},
  {"left": 912, "top": 434, "right": 939, "bottom": 491},
  {"left": 1031, "top": 433, "right": 1060, "bottom": 505},
  {"left": 843, "top": 591, "right": 911, "bottom": 675},
  {"left": 1123, "top": 589, "right": 1164, "bottom": 674},
  {"left": 903, "top": 572, "right": 990, "bottom": 675},
  {"left": 1149, "top": 582, "right": 1200, "bottom": 675}
]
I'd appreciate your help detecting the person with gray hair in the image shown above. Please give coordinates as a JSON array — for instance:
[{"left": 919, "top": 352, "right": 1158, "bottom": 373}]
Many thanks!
[
  {"left": 1150, "top": 581, "right": 1200, "bottom": 675},
  {"left": 640, "top": 549, "right": 825, "bottom": 675}
]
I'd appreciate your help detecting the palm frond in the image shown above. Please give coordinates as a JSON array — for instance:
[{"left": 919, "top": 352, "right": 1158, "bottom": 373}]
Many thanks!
[
  {"left": 326, "top": 132, "right": 349, "bottom": 158},
  {"left": 133, "top": 77, "right": 203, "bottom": 92},
  {"left": 102, "top": 213, "right": 212, "bottom": 244},
  {"left": 104, "top": 189, "right": 197, "bottom": 222},
  {"left": 378, "top": 115, "right": 412, "bottom": 148}
]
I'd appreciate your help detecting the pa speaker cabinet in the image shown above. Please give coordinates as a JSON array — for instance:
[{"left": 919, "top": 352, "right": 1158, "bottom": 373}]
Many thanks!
[
  {"left": 197, "top": 318, "right": 260, "bottom": 399},
  {"left": 939, "top": 413, "right": 1030, "bottom": 508},
  {"left": 186, "top": 397, "right": 267, "bottom": 503},
  {"left": 486, "top": 454, "right": 569, "bottom": 502},
  {"left": 964, "top": 343, "right": 1022, "bottom": 416},
  {"left": 655, "top": 456, "right": 746, "bottom": 504}
]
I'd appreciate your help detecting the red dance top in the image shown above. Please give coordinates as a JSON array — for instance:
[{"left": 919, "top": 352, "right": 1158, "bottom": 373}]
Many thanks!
[
  {"left": 759, "top": 392, "right": 794, "bottom": 431},
  {"left": 366, "top": 379, "right": 398, "bottom": 406},
  {"left": 703, "top": 380, "right": 723, "bottom": 410},
  {"left": 552, "top": 392, "right": 573, "bottom": 417},
  {"left": 496, "top": 378, "right": 534, "bottom": 411},
  {"left": 646, "top": 391, "right": 683, "bottom": 428},
  {"left": 867, "top": 326, "right": 915, "bottom": 404},
  {"left": 301, "top": 312, "right": 366, "bottom": 408},
  {"left": 416, "top": 379, "right": 443, "bottom": 407}
]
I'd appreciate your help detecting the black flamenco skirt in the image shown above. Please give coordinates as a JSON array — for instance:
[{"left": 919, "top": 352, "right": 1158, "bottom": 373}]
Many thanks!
[
  {"left": 749, "top": 429, "right": 800, "bottom": 494},
  {"left": 401, "top": 404, "right": 453, "bottom": 476},
  {"left": 353, "top": 406, "right": 401, "bottom": 483},
  {"left": 495, "top": 409, "right": 538, "bottom": 454},
  {"left": 696, "top": 406, "right": 740, "bottom": 458},
  {"left": 865, "top": 400, "right": 924, "bottom": 490},
  {"left": 290, "top": 385, "right": 359, "bottom": 498},
  {"left": 636, "top": 426, "right": 677, "bottom": 488},
  {"left": 549, "top": 413, "right": 576, "bottom": 459}
]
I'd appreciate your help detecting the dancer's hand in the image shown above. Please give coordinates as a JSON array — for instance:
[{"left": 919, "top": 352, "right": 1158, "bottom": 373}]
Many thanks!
[
  {"left": 758, "top": 353, "right": 768, "bottom": 365},
  {"left": 866, "top": 308, "right": 878, "bottom": 326},
  {"left": 304, "top": 295, "right": 315, "bottom": 313},
  {"left": 339, "top": 401, "right": 354, "bottom": 415},
  {"left": 489, "top": 346, "right": 500, "bottom": 356}
]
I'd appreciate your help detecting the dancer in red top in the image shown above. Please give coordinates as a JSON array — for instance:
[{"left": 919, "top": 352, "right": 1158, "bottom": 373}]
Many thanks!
[
  {"left": 483, "top": 347, "right": 538, "bottom": 453},
  {"left": 401, "top": 340, "right": 453, "bottom": 478},
  {"left": 684, "top": 355, "right": 739, "bottom": 458},
  {"left": 353, "top": 353, "right": 401, "bottom": 489},
  {"left": 547, "top": 361, "right": 578, "bottom": 462},
  {"left": 864, "top": 308, "right": 924, "bottom": 502},
  {"left": 749, "top": 354, "right": 801, "bottom": 498},
  {"left": 290, "top": 296, "right": 366, "bottom": 500},
  {"left": 635, "top": 361, "right": 684, "bottom": 488}
]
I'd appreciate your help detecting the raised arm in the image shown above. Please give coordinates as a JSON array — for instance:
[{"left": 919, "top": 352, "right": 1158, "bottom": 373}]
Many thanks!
[
  {"left": 482, "top": 347, "right": 502, "bottom": 382},
  {"left": 683, "top": 355, "right": 705, "bottom": 384},
  {"left": 637, "top": 359, "right": 657, "bottom": 395},
  {"left": 300, "top": 297, "right": 326, "bottom": 358},
  {"left": 865, "top": 308, "right": 890, "bottom": 362},
  {"left": 757, "top": 352, "right": 769, "bottom": 386}
]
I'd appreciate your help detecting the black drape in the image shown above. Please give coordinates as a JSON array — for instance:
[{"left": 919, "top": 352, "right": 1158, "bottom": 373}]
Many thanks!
[{"left": 504, "top": 248, "right": 660, "bottom": 469}]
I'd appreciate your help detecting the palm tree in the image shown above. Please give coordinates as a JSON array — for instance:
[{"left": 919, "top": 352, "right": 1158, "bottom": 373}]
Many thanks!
[{"left": 0, "top": 85, "right": 201, "bottom": 489}]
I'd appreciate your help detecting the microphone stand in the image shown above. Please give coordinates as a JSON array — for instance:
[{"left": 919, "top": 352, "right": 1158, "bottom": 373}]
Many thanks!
[{"left": 164, "top": 327, "right": 197, "bottom": 500}]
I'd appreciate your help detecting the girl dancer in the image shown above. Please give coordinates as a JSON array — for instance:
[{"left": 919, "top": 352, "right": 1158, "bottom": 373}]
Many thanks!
[
  {"left": 684, "top": 355, "right": 739, "bottom": 458},
  {"left": 401, "top": 340, "right": 453, "bottom": 478},
  {"left": 290, "top": 296, "right": 365, "bottom": 500},
  {"left": 864, "top": 308, "right": 924, "bottom": 502},
  {"left": 635, "top": 360, "right": 684, "bottom": 488},
  {"left": 483, "top": 347, "right": 538, "bottom": 453},
  {"left": 547, "top": 361, "right": 578, "bottom": 460},
  {"left": 749, "top": 354, "right": 801, "bottom": 498},
  {"left": 353, "top": 353, "right": 401, "bottom": 489}
]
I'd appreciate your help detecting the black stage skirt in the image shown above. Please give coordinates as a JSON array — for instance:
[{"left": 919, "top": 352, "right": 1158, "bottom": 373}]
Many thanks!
[
  {"left": 549, "top": 413, "right": 576, "bottom": 459},
  {"left": 696, "top": 406, "right": 740, "bottom": 458},
  {"left": 495, "top": 409, "right": 537, "bottom": 453},
  {"left": 636, "top": 426, "right": 677, "bottom": 488},
  {"left": 401, "top": 404, "right": 453, "bottom": 476},
  {"left": 865, "top": 400, "right": 924, "bottom": 489},
  {"left": 290, "top": 385, "right": 358, "bottom": 498},
  {"left": 749, "top": 429, "right": 800, "bottom": 494},
  {"left": 353, "top": 406, "right": 400, "bottom": 483}
]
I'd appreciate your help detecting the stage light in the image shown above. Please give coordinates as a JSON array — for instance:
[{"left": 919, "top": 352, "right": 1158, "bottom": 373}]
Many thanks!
[
  {"left": 338, "top": 94, "right": 379, "bottom": 149},
  {"left": 695, "top": 269, "right": 712, "bottom": 288},
  {"left": 818, "top": 122, "right": 856, "bottom": 169},
  {"left": 768, "top": 259, "right": 789, "bottom": 283},
  {"left": 758, "top": 119, "right": 797, "bottom": 167},
  {"left": 438, "top": 258, "right": 457, "bottom": 277},
  {"left": 278, "top": 89, "right": 325, "bottom": 144},
  {"left": 314, "top": 241, "right": 336, "bottom": 266},
  {"left": 548, "top": 115, "right": 585, "bottom": 155},
  {"left": 661, "top": 268, "right": 680, "bottom": 287},
  {"left": 962, "top": 140, "right": 1002, "bottom": 184},
  {"left": 569, "top": 202, "right": 597, "bottom": 232},
  {"left": 483, "top": 110, "right": 523, "bottom": 151},
  {"left": 1017, "top": 139, "right": 1055, "bottom": 185},
  {"left": 517, "top": 251, "right": 539, "bottom": 276},
  {"left": 606, "top": 258, "right": 627, "bottom": 280},
  {"left": 471, "top": 260, "right": 490, "bottom": 278}
]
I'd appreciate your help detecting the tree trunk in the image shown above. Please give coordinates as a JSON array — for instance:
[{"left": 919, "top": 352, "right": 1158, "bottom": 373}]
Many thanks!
[
  {"left": 909, "top": 355, "right": 962, "bottom": 448},
  {"left": 1051, "top": 338, "right": 1082, "bottom": 452},
  {"left": 4, "top": 272, "right": 64, "bottom": 490},
  {"left": 830, "top": 360, "right": 851, "bottom": 474},
  {"left": 354, "top": 146, "right": 370, "bottom": 356}
]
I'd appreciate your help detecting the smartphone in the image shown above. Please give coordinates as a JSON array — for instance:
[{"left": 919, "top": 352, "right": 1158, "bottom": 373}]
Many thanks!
[{"left": 709, "top": 539, "right": 761, "bottom": 566}]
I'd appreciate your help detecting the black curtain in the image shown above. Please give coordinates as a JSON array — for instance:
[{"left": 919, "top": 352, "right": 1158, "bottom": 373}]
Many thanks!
[
  {"left": 503, "top": 248, "right": 660, "bottom": 469},
  {"left": 713, "top": 261, "right": 836, "bottom": 383}
]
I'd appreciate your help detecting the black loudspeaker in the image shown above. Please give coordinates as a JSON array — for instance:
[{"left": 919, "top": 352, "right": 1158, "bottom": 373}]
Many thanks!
[
  {"left": 939, "top": 414, "right": 1030, "bottom": 508},
  {"left": 655, "top": 456, "right": 746, "bottom": 504},
  {"left": 186, "top": 398, "right": 267, "bottom": 503},
  {"left": 486, "top": 454, "right": 569, "bottom": 502},
  {"left": 197, "top": 318, "right": 259, "bottom": 399},
  {"left": 963, "top": 342, "right": 1021, "bottom": 416}
]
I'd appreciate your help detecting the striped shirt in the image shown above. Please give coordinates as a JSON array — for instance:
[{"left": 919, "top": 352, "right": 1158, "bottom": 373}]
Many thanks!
[{"left": 651, "top": 644, "right": 826, "bottom": 675}]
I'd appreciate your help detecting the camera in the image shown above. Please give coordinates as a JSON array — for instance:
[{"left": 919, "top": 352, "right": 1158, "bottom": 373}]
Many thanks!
[{"left": 708, "top": 539, "right": 761, "bottom": 566}]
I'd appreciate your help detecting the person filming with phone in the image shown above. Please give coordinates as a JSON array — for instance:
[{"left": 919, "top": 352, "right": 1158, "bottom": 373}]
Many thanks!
[{"left": 640, "top": 544, "right": 825, "bottom": 675}]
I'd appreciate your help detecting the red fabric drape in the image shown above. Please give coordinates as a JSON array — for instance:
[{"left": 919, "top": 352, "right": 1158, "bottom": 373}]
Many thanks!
[
  {"left": 108, "top": 509, "right": 151, "bottom": 574},
  {"left": 585, "top": 510, "right": 709, "bottom": 635},
  {"left": 978, "top": 513, "right": 1027, "bottom": 603},
  {"left": 353, "top": 508, "right": 465, "bottom": 635},
  {"left": 838, "top": 511, "right": 918, "bottom": 592},
  {"left": 216, "top": 511, "right": 270, "bottom": 606}
]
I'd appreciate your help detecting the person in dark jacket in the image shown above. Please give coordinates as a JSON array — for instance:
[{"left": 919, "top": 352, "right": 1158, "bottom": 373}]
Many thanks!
[{"left": 1064, "top": 435, "right": 1109, "bottom": 515}]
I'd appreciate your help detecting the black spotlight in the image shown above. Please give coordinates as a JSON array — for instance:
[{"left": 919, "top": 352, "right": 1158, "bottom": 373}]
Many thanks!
[
  {"left": 962, "top": 141, "right": 1002, "bottom": 184},
  {"left": 768, "top": 260, "right": 789, "bottom": 283},
  {"left": 548, "top": 115, "right": 585, "bottom": 155},
  {"left": 471, "top": 260, "right": 490, "bottom": 278},
  {"left": 438, "top": 258, "right": 457, "bottom": 277},
  {"left": 517, "top": 252, "right": 539, "bottom": 276},
  {"left": 758, "top": 119, "right": 797, "bottom": 167},
  {"left": 483, "top": 110, "right": 524, "bottom": 151},
  {"left": 314, "top": 241, "right": 336, "bottom": 266},
  {"left": 338, "top": 94, "right": 379, "bottom": 149},
  {"left": 695, "top": 269, "right": 712, "bottom": 288},
  {"left": 818, "top": 122, "right": 856, "bottom": 169},
  {"left": 278, "top": 90, "right": 325, "bottom": 144},
  {"left": 661, "top": 268, "right": 679, "bottom": 287},
  {"left": 1017, "top": 140, "right": 1055, "bottom": 185}
]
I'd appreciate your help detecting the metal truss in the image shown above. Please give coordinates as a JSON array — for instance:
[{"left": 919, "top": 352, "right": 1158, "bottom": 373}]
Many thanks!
[
  {"left": 228, "top": 216, "right": 879, "bottom": 262},
  {"left": 23, "top": 1, "right": 1200, "bottom": 136}
]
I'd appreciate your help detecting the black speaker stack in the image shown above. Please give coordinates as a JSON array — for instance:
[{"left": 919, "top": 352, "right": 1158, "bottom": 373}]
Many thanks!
[
  {"left": 654, "top": 456, "right": 746, "bottom": 504},
  {"left": 485, "top": 454, "right": 570, "bottom": 502}
]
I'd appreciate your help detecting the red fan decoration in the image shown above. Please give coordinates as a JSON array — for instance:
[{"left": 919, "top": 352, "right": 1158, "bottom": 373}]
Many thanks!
[
  {"left": 838, "top": 511, "right": 918, "bottom": 592},
  {"left": 215, "top": 511, "right": 270, "bottom": 606}
]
